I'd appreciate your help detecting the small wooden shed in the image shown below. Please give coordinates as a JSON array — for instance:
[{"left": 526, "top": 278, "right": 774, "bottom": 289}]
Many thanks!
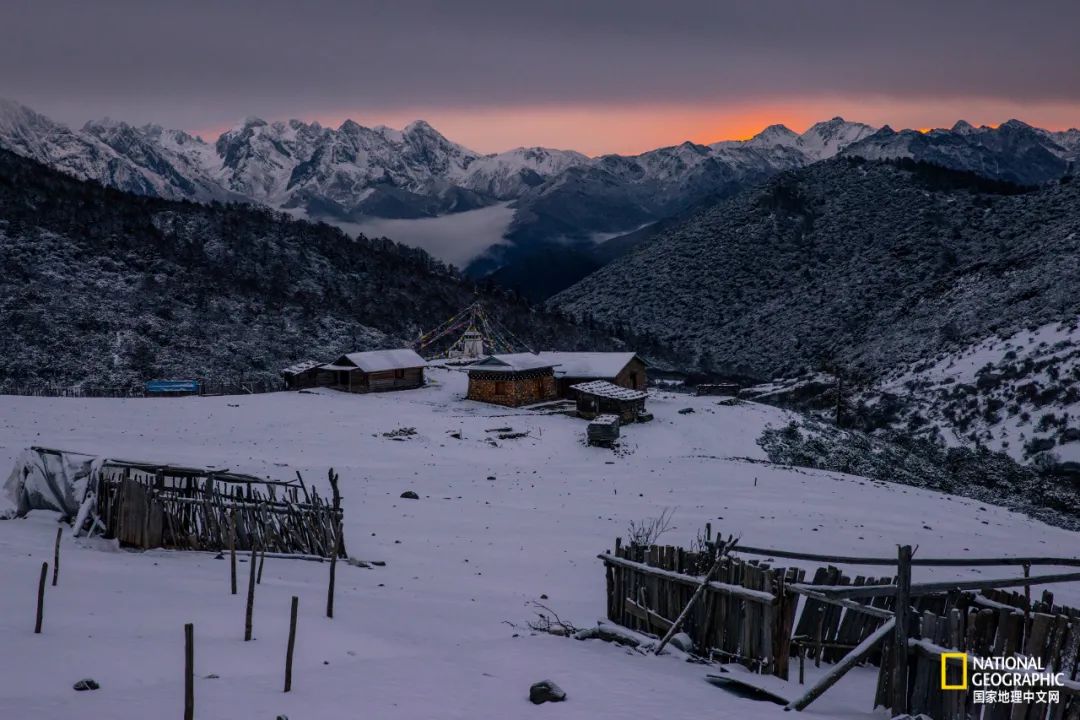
[
  {"left": 465, "top": 353, "right": 559, "bottom": 407},
  {"left": 572, "top": 380, "right": 648, "bottom": 423},
  {"left": 281, "top": 360, "right": 325, "bottom": 390},
  {"left": 537, "top": 352, "right": 648, "bottom": 398},
  {"left": 321, "top": 349, "right": 426, "bottom": 393}
]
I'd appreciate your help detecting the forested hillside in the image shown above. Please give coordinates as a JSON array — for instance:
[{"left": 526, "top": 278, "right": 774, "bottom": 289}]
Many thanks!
[
  {"left": 553, "top": 158, "right": 1080, "bottom": 381},
  {"left": 0, "top": 150, "right": 628, "bottom": 387}
]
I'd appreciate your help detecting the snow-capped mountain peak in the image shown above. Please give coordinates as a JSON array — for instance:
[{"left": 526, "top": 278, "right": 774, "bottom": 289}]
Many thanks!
[
  {"left": 796, "top": 117, "right": 877, "bottom": 160},
  {"left": 746, "top": 124, "right": 800, "bottom": 148}
]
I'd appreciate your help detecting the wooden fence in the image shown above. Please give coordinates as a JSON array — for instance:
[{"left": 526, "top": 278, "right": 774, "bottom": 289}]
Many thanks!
[
  {"left": 873, "top": 588, "right": 1080, "bottom": 719},
  {"left": 93, "top": 461, "right": 345, "bottom": 557},
  {"left": 601, "top": 539, "right": 1080, "bottom": 718},
  {"left": 0, "top": 378, "right": 285, "bottom": 398},
  {"left": 601, "top": 538, "right": 800, "bottom": 678}
]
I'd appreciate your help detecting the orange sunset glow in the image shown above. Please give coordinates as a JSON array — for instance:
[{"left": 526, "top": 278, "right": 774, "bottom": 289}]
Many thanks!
[{"left": 191, "top": 98, "right": 1080, "bottom": 156}]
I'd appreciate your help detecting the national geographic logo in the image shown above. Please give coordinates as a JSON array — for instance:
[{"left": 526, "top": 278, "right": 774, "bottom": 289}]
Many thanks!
[{"left": 941, "top": 653, "right": 1064, "bottom": 706}]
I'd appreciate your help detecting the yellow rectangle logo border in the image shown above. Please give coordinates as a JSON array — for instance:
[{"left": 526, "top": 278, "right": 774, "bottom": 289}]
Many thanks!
[{"left": 941, "top": 652, "right": 968, "bottom": 690}]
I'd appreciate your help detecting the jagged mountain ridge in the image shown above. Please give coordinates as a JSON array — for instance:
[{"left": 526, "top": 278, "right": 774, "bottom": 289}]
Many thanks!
[
  {"left": 0, "top": 99, "right": 591, "bottom": 221},
  {"left": 3, "top": 98, "right": 1078, "bottom": 301},
  {"left": 0, "top": 148, "right": 630, "bottom": 387},
  {"left": 842, "top": 119, "right": 1078, "bottom": 186}
]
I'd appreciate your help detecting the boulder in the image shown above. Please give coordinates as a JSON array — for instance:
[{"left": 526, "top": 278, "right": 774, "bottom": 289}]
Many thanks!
[
  {"left": 73, "top": 679, "right": 100, "bottom": 691},
  {"left": 668, "top": 632, "right": 694, "bottom": 653},
  {"left": 529, "top": 680, "right": 566, "bottom": 705},
  {"left": 400, "top": 491, "right": 419, "bottom": 500}
]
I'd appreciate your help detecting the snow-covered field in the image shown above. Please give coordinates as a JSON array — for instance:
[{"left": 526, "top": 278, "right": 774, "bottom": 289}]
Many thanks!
[{"left": 2, "top": 368, "right": 1079, "bottom": 719}]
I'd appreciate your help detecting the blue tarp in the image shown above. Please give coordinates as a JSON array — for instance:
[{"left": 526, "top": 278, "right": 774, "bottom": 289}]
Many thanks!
[{"left": 145, "top": 380, "right": 199, "bottom": 394}]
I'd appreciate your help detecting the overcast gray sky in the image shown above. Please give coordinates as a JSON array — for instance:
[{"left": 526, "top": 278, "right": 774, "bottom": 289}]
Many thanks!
[{"left": 3, "top": 0, "right": 1078, "bottom": 153}]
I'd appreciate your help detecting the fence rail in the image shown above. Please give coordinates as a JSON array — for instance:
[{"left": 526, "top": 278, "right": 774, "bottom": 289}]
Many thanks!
[
  {"left": 734, "top": 544, "right": 1080, "bottom": 569},
  {"left": 1, "top": 378, "right": 286, "bottom": 398}
]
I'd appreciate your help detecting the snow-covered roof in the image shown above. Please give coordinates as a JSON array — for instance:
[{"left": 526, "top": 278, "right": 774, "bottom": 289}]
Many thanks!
[
  {"left": 281, "top": 359, "right": 323, "bottom": 376},
  {"left": 335, "top": 349, "right": 427, "bottom": 372},
  {"left": 591, "top": 414, "right": 620, "bottom": 426},
  {"left": 465, "top": 353, "right": 557, "bottom": 372},
  {"left": 570, "top": 380, "right": 648, "bottom": 401},
  {"left": 537, "top": 352, "right": 640, "bottom": 379}
]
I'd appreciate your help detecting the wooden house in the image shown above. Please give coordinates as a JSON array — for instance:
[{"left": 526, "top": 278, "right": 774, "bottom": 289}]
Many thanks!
[
  {"left": 320, "top": 349, "right": 426, "bottom": 393},
  {"left": 281, "top": 360, "right": 325, "bottom": 390},
  {"left": 572, "top": 380, "right": 648, "bottom": 423},
  {"left": 537, "top": 352, "right": 648, "bottom": 398},
  {"left": 465, "top": 353, "right": 558, "bottom": 407}
]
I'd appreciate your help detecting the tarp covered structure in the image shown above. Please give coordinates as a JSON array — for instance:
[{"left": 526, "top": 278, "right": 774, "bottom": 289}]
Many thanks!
[{"left": 3, "top": 446, "right": 99, "bottom": 516}]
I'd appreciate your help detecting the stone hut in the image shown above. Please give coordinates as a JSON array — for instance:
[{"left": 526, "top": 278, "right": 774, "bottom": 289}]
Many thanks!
[{"left": 465, "top": 353, "right": 559, "bottom": 407}]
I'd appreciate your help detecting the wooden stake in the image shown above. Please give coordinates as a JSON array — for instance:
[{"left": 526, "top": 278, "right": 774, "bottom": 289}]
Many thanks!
[
  {"left": 1023, "top": 561, "right": 1032, "bottom": 641},
  {"left": 256, "top": 547, "right": 266, "bottom": 585},
  {"left": 891, "top": 545, "right": 913, "bottom": 715},
  {"left": 327, "top": 519, "right": 340, "bottom": 618},
  {"left": 326, "top": 468, "right": 342, "bottom": 618},
  {"left": 284, "top": 596, "right": 298, "bottom": 692},
  {"left": 229, "top": 510, "right": 237, "bottom": 595},
  {"left": 34, "top": 561, "right": 48, "bottom": 633},
  {"left": 245, "top": 546, "right": 257, "bottom": 641},
  {"left": 184, "top": 623, "right": 194, "bottom": 720},
  {"left": 52, "top": 527, "right": 62, "bottom": 586}
]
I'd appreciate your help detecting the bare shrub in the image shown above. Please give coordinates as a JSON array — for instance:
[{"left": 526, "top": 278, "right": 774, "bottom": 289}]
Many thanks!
[{"left": 626, "top": 507, "right": 675, "bottom": 547}]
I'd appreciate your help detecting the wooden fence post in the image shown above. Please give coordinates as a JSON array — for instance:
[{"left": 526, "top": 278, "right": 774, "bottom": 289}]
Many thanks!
[
  {"left": 256, "top": 547, "right": 266, "bottom": 585},
  {"left": 245, "top": 546, "right": 257, "bottom": 641},
  {"left": 327, "top": 519, "right": 340, "bottom": 618},
  {"left": 1023, "top": 561, "right": 1032, "bottom": 642},
  {"left": 52, "top": 527, "right": 62, "bottom": 586},
  {"left": 229, "top": 510, "right": 237, "bottom": 595},
  {"left": 35, "top": 562, "right": 48, "bottom": 633},
  {"left": 285, "top": 596, "right": 298, "bottom": 692},
  {"left": 891, "top": 545, "right": 913, "bottom": 714},
  {"left": 184, "top": 623, "right": 194, "bottom": 720},
  {"left": 326, "top": 469, "right": 342, "bottom": 619}
]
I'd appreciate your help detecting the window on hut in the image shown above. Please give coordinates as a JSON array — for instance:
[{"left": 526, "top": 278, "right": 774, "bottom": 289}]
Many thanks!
[
  {"left": 394, "top": 368, "right": 405, "bottom": 379},
  {"left": 495, "top": 381, "right": 508, "bottom": 395}
]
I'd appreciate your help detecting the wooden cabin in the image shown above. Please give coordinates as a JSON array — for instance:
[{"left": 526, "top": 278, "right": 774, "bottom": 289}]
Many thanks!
[
  {"left": 537, "top": 352, "right": 648, "bottom": 399},
  {"left": 281, "top": 360, "right": 324, "bottom": 390},
  {"left": 321, "top": 349, "right": 426, "bottom": 393},
  {"left": 465, "top": 354, "right": 558, "bottom": 407},
  {"left": 572, "top": 380, "right": 648, "bottom": 423}
]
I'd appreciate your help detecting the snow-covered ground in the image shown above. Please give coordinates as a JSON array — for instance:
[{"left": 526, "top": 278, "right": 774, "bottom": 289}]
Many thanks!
[
  {"left": 874, "top": 317, "right": 1080, "bottom": 462},
  {"left": 2, "top": 368, "right": 1079, "bottom": 719}
]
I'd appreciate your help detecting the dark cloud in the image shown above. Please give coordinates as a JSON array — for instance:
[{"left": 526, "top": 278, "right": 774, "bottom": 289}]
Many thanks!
[{"left": 2, "top": 0, "right": 1078, "bottom": 131}]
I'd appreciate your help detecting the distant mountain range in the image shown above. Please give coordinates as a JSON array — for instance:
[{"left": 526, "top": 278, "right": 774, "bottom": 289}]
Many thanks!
[{"left": 2, "top": 98, "right": 1078, "bottom": 300}]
